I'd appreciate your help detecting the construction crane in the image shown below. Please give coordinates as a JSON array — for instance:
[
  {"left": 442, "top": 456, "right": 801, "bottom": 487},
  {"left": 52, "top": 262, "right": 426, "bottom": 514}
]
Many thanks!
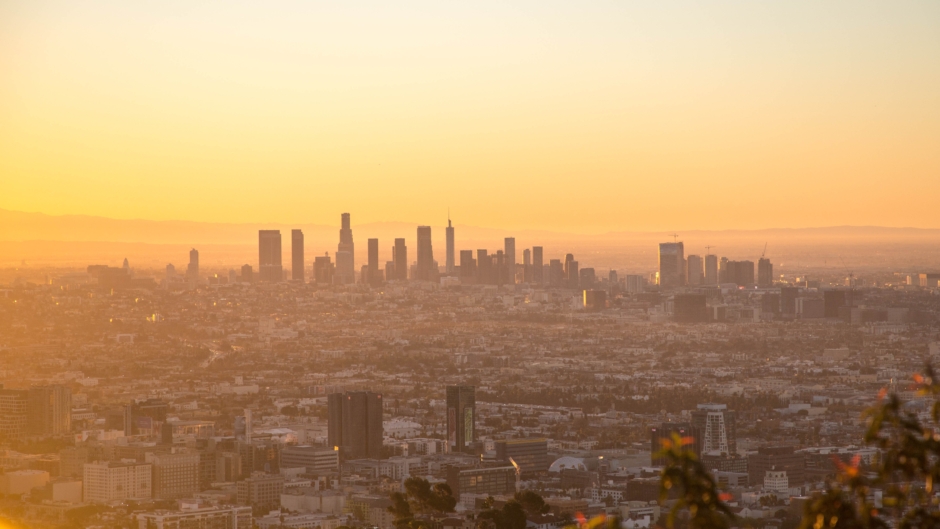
[
  {"left": 840, "top": 257, "right": 855, "bottom": 288},
  {"left": 669, "top": 233, "right": 679, "bottom": 243},
  {"left": 760, "top": 243, "right": 768, "bottom": 260},
  {"left": 705, "top": 245, "right": 715, "bottom": 255}
]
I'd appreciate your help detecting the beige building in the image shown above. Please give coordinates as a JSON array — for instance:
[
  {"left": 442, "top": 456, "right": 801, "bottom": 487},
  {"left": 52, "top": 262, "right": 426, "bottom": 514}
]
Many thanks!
[
  {"left": 147, "top": 451, "right": 200, "bottom": 499},
  {"left": 137, "top": 500, "right": 252, "bottom": 529},
  {"left": 0, "top": 469, "right": 50, "bottom": 495},
  {"left": 236, "top": 472, "right": 284, "bottom": 515},
  {"left": 83, "top": 461, "right": 152, "bottom": 503}
]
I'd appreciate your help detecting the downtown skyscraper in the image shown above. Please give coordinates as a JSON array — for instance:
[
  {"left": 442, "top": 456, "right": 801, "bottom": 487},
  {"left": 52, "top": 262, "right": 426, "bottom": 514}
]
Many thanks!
[
  {"left": 446, "top": 386, "right": 476, "bottom": 453},
  {"left": 416, "top": 226, "right": 434, "bottom": 281},
  {"left": 291, "top": 229, "right": 304, "bottom": 282},
  {"left": 327, "top": 391, "right": 383, "bottom": 460},
  {"left": 659, "top": 242, "right": 685, "bottom": 288},
  {"left": 258, "top": 230, "right": 283, "bottom": 282},
  {"left": 367, "top": 238, "right": 380, "bottom": 286},
  {"left": 445, "top": 219, "right": 455, "bottom": 275},
  {"left": 336, "top": 213, "right": 355, "bottom": 284},
  {"left": 393, "top": 238, "right": 407, "bottom": 280},
  {"left": 504, "top": 237, "right": 515, "bottom": 284}
]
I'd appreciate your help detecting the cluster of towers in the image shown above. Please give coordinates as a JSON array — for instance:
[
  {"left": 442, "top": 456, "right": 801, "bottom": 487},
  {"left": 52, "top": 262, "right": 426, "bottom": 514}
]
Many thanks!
[{"left": 658, "top": 241, "right": 774, "bottom": 289}]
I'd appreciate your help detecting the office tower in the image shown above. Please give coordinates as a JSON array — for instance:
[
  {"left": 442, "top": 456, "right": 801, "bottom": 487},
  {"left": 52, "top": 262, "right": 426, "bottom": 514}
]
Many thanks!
[
  {"left": 27, "top": 385, "right": 70, "bottom": 436},
  {"left": 568, "top": 260, "right": 579, "bottom": 289},
  {"left": 240, "top": 264, "right": 253, "bottom": 283},
  {"left": 367, "top": 238, "right": 379, "bottom": 285},
  {"left": 690, "top": 404, "right": 736, "bottom": 456},
  {"left": 495, "top": 250, "right": 505, "bottom": 286},
  {"left": 532, "top": 247, "right": 544, "bottom": 284},
  {"left": 327, "top": 392, "right": 383, "bottom": 460},
  {"left": 393, "top": 239, "right": 408, "bottom": 280},
  {"left": 0, "top": 389, "right": 27, "bottom": 440},
  {"left": 687, "top": 255, "right": 704, "bottom": 286},
  {"left": 674, "top": 294, "right": 708, "bottom": 322},
  {"left": 719, "top": 257, "right": 730, "bottom": 283},
  {"left": 564, "top": 254, "right": 574, "bottom": 280},
  {"left": 522, "top": 249, "right": 531, "bottom": 283},
  {"left": 650, "top": 423, "right": 702, "bottom": 466},
  {"left": 659, "top": 242, "right": 685, "bottom": 288},
  {"left": 314, "top": 254, "right": 333, "bottom": 285},
  {"left": 459, "top": 250, "right": 476, "bottom": 282},
  {"left": 258, "top": 230, "right": 283, "bottom": 282},
  {"left": 416, "top": 226, "right": 434, "bottom": 281},
  {"left": 758, "top": 258, "right": 773, "bottom": 287},
  {"left": 495, "top": 439, "right": 549, "bottom": 477},
  {"left": 476, "top": 250, "right": 490, "bottom": 284},
  {"left": 625, "top": 274, "right": 644, "bottom": 293},
  {"left": 148, "top": 451, "right": 200, "bottom": 500},
  {"left": 824, "top": 290, "right": 848, "bottom": 318},
  {"left": 780, "top": 286, "right": 800, "bottom": 315},
  {"left": 583, "top": 290, "right": 606, "bottom": 311},
  {"left": 446, "top": 219, "right": 455, "bottom": 275},
  {"left": 291, "top": 229, "right": 304, "bottom": 282},
  {"left": 165, "top": 264, "right": 176, "bottom": 280},
  {"left": 186, "top": 249, "right": 199, "bottom": 281},
  {"left": 446, "top": 386, "right": 476, "bottom": 453},
  {"left": 724, "top": 260, "right": 755, "bottom": 286},
  {"left": 704, "top": 254, "right": 718, "bottom": 285},
  {"left": 579, "top": 268, "right": 595, "bottom": 290},
  {"left": 337, "top": 213, "right": 355, "bottom": 284},
  {"left": 504, "top": 238, "right": 515, "bottom": 285},
  {"left": 549, "top": 259, "right": 564, "bottom": 287},
  {"left": 609, "top": 269, "right": 618, "bottom": 284}
]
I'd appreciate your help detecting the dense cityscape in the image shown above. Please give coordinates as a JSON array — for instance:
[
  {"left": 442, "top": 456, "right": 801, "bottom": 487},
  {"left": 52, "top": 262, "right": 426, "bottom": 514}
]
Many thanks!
[{"left": 0, "top": 213, "right": 938, "bottom": 528}]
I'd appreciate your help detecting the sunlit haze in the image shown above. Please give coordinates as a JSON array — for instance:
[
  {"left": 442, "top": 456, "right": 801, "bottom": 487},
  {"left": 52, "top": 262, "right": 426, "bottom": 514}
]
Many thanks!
[{"left": 2, "top": 1, "right": 939, "bottom": 230}]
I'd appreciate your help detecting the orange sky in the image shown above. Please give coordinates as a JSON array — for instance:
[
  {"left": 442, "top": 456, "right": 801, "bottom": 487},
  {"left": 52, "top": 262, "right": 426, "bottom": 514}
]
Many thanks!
[{"left": 1, "top": 1, "right": 938, "bottom": 232}]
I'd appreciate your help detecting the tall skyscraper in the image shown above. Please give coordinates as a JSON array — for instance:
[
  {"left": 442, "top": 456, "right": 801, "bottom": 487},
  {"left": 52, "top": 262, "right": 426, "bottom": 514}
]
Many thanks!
[
  {"left": 758, "top": 258, "right": 773, "bottom": 287},
  {"left": 291, "top": 229, "right": 304, "bottom": 282},
  {"left": 314, "top": 254, "right": 333, "bottom": 284},
  {"left": 476, "top": 249, "right": 490, "bottom": 284},
  {"left": 504, "top": 238, "right": 516, "bottom": 285},
  {"left": 187, "top": 248, "right": 199, "bottom": 281},
  {"left": 446, "top": 386, "right": 475, "bottom": 453},
  {"left": 659, "top": 242, "right": 685, "bottom": 288},
  {"left": 532, "top": 247, "right": 543, "bottom": 285},
  {"left": 687, "top": 254, "right": 704, "bottom": 286},
  {"left": 367, "top": 238, "right": 380, "bottom": 285},
  {"left": 27, "top": 385, "right": 71, "bottom": 436},
  {"left": 704, "top": 254, "right": 718, "bottom": 285},
  {"left": 690, "top": 404, "right": 736, "bottom": 456},
  {"left": 459, "top": 250, "right": 476, "bottom": 282},
  {"left": 336, "top": 213, "right": 355, "bottom": 284},
  {"left": 445, "top": 219, "right": 455, "bottom": 275},
  {"left": 393, "top": 239, "right": 408, "bottom": 280},
  {"left": 416, "top": 226, "right": 434, "bottom": 281},
  {"left": 568, "top": 260, "right": 579, "bottom": 289},
  {"left": 258, "top": 230, "right": 283, "bottom": 282},
  {"left": 327, "top": 392, "right": 383, "bottom": 460},
  {"left": 522, "top": 249, "right": 531, "bottom": 283}
]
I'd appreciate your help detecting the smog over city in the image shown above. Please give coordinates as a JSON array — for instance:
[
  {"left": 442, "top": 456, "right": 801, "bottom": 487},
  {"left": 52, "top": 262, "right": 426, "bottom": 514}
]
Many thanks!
[{"left": 1, "top": 2, "right": 940, "bottom": 528}]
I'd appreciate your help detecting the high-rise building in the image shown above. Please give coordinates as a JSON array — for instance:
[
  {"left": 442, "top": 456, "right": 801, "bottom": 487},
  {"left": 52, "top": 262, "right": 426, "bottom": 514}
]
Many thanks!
[
  {"left": 258, "top": 230, "right": 283, "bottom": 282},
  {"left": 367, "top": 238, "right": 380, "bottom": 286},
  {"left": 781, "top": 286, "right": 800, "bottom": 315},
  {"left": 446, "top": 219, "right": 455, "bottom": 275},
  {"left": 532, "top": 247, "right": 543, "bottom": 284},
  {"left": 393, "top": 239, "right": 408, "bottom": 280},
  {"left": 27, "top": 385, "right": 71, "bottom": 437},
  {"left": 416, "top": 226, "right": 434, "bottom": 281},
  {"left": 336, "top": 213, "right": 355, "bottom": 284},
  {"left": 579, "top": 268, "right": 596, "bottom": 290},
  {"left": 659, "top": 242, "right": 685, "bottom": 288},
  {"left": 704, "top": 254, "right": 718, "bottom": 285},
  {"left": 504, "top": 238, "right": 516, "bottom": 285},
  {"left": 757, "top": 258, "right": 773, "bottom": 287},
  {"left": 291, "top": 229, "right": 304, "bottom": 282},
  {"left": 690, "top": 404, "right": 736, "bottom": 456},
  {"left": 240, "top": 264, "right": 253, "bottom": 283},
  {"left": 187, "top": 248, "right": 199, "bottom": 281},
  {"left": 459, "top": 250, "right": 476, "bottom": 282},
  {"left": 327, "top": 392, "right": 383, "bottom": 460},
  {"left": 723, "top": 260, "right": 755, "bottom": 286},
  {"left": 476, "top": 250, "right": 491, "bottom": 284},
  {"left": 314, "top": 254, "right": 333, "bottom": 285},
  {"left": 522, "top": 249, "right": 532, "bottom": 283},
  {"left": 148, "top": 451, "right": 200, "bottom": 500},
  {"left": 549, "top": 259, "right": 564, "bottom": 287},
  {"left": 567, "top": 260, "right": 579, "bottom": 289},
  {"left": 687, "top": 255, "right": 704, "bottom": 286},
  {"left": 446, "top": 386, "right": 476, "bottom": 453},
  {"left": 0, "top": 389, "right": 27, "bottom": 440}
]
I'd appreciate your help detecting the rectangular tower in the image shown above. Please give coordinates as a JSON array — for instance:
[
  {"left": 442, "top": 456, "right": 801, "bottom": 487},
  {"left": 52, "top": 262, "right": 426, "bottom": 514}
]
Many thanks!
[
  {"left": 368, "top": 238, "right": 379, "bottom": 285},
  {"left": 258, "top": 230, "right": 283, "bottom": 282},
  {"left": 504, "top": 238, "right": 516, "bottom": 285},
  {"left": 393, "top": 239, "right": 408, "bottom": 280},
  {"left": 336, "top": 213, "right": 355, "bottom": 284},
  {"left": 446, "top": 386, "right": 476, "bottom": 453},
  {"left": 445, "top": 220, "right": 455, "bottom": 275},
  {"left": 704, "top": 254, "right": 718, "bottom": 285},
  {"left": 291, "top": 229, "right": 304, "bottom": 282},
  {"left": 687, "top": 254, "right": 703, "bottom": 286},
  {"left": 416, "top": 226, "right": 434, "bottom": 281},
  {"left": 658, "top": 242, "right": 685, "bottom": 288},
  {"left": 532, "top": 247, "right": 543, "bottom": 285},
  {"left": 327, "top": 392, "right": 383, "bottom": 460}
]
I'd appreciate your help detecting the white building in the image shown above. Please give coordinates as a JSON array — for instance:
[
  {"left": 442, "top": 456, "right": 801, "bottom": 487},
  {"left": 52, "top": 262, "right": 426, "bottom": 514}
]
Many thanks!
[
  {"left": 84, "top": 461, "right": 152, "bottom": 503},
  {"left": 763, "top": 469, "right": 789, "bottom": 495}
]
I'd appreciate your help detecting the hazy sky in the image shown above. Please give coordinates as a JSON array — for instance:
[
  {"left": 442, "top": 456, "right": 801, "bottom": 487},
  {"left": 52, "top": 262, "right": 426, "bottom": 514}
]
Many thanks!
[{"left": 2, "top": 1, "right": 938, "bottom": 232}]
